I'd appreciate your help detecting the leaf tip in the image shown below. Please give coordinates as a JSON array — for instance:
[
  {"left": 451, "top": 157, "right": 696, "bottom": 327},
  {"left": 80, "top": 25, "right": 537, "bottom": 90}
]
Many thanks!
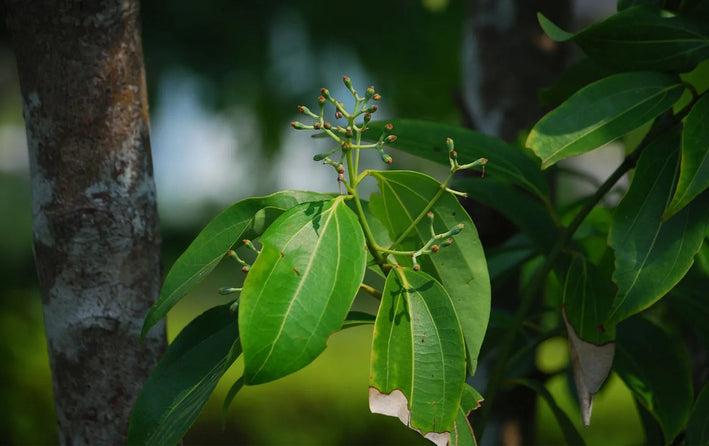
[{"left": 537, "top": 12, "right": 574, "bottom": 42}]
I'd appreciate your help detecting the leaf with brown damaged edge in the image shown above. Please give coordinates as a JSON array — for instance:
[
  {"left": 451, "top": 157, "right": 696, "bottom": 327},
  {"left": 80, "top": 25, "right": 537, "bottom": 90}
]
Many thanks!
[
  {"left": 369, "top": 267, "right": 466, "bottom": 445},
  {"left": 449, "top": 384, "right": 483, "bottom": 446},
  {"left": 563, "top": 308, "right": 614, "bottom": 428}
]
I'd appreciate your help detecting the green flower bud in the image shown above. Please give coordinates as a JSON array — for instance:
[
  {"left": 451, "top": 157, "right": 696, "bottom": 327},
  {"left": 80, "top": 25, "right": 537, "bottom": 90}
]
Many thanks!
[
  {"left": 364, "top": 113, "right": 372, "bottom": 124},
  {"left": 386, "top": 135, "right": 397, "bottom": 143},
  {"left": 449, "top": 223, "right": 464, "bottom": 235},
  {"left": 366, "top": 85, "right": 375, "bottom": 99},
  {"left": 343, "top": 76, "right": 353, "bottom": 90},
  {"left": 385, "top": 123, "right": 394, "bottom": 131},
  {"left": 291, "top": 121, "right": 308, "bottom": 130}
]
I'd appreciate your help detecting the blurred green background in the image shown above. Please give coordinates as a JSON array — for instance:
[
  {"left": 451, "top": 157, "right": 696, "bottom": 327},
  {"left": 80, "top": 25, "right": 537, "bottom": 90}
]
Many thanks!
[{"left": 0, "top": 0, "right": 647, "bottom": 444}]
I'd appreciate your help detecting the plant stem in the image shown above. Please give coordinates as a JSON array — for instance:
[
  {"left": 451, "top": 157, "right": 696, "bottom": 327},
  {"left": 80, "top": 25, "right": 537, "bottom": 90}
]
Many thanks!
[{"left": 389, "top": 169, "right": 456, "bottom": 248}]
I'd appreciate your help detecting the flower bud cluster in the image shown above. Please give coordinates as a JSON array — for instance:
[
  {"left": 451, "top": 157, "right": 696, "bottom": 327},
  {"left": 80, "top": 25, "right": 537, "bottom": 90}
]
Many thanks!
[
  {"left": 290, "top": 76, "right": 397, "bottom": 188},
  {"left": 410, "top": 216, "right": 465, "bottom": 271}
]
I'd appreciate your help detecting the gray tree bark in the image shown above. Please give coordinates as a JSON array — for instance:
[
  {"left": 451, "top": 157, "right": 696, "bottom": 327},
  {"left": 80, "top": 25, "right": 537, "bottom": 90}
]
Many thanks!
[{"left": 3, "top": 1, "right": 166, "bottom": 444}]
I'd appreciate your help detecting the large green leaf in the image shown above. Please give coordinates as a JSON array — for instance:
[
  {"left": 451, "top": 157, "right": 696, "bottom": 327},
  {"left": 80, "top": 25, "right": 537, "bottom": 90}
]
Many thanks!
[
  {"left": 366, "top": 119, "right": 549, "bottom": 200},
  {"left": 607, "top": 132, "right": 709, "bottom": 325},
  {"left": 527, "top": 71, "right": 684, "bottom": 169},
  {"left": 665, "top": 92, "right": 709, "bottom": 218},
  {"left": 142, "top": 190, "right": 330, "bottom": 338},
  {"left": 129, "top": 305, "right": 240, "bottom": 445},
  {"left": 368, "top": 170, "right": 490, "bottom": 374},
  {"left": 539, "top": 6, "right": 709, "bottom": 73},
  {"left": 614, "top": 317, "right": 693, "bottom": 444},
  {"left": 239, "top": 198, "right": 367, "bottom": 384},
  {"left": 369, "top": 267, "right": 466, "bottom": 445}
]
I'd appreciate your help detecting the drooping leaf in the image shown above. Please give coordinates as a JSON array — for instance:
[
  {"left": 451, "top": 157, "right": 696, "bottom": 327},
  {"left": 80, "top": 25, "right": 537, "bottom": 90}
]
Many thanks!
[
  {"left": 366, "top": 119, "right": 549, "bottom": 200},
  {"left": 561, "top": 255, "right": 616, "bottom": 427},
  {"left": 686, "top": 383, "right": 709, "bottom": 446},
  {"left": 449, "top": 384, "right": 483, "bottom": 446},
  {"left": 369, "top": 267, "right": 466, "bottom": 445},
  {"left": 221, "top": 376, "right": 245, "bottom": 427},
  {"left": 511, "top": 378, "right": 586, "bottom": 446},
  {"left": 527, "top": 71, "right": 684, "bottom": 169},
  {"left": 665, "top": 92, "right": 709, "bottom": 218},
  {"left": 614, "top": 317, "right": 693, "bottom": 444},
  {"left": 368, "top": 170, "right": 490, "bottom": 374},
  {"left": 142, "top": 190, "right": 330, "bottom": 338},
  {"left": 239, "top": 198, "right": 367, "bottom": 384},
  {"left": 129, "top": 305, "right": 240, "bottom": 446},
  {"left": 538, "top": 7, "right": 709, "bottom": 73},
  {"left": 607, "top": 131, "right": 709, "bottom": 325}
]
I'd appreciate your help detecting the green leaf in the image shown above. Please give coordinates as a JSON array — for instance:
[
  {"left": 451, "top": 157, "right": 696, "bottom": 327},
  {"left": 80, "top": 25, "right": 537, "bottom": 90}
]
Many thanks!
[
  {"left": 449, "top": 384, "right": 482, "bottom": 446},
  {"left": 341, "top": 310, "right": 376, "bottom": 329},
  {"left": 563, "top": 255, "right": 616, "bottom": 344},
  {"left": 539, "top": 7, "right": 709, "bottom": 73},
  {"left": 510, "top": 378, "right": 586, "bottom": 446},
  {"left": 141, "top": 190, "right": 330, "bottom": 339},
  {"left": 453, "top": 177, "right": 558, "bottom": 251},
  {"left": 537, "top": 12, "right": 573, "bottom": 41},
  {"left": 666, "top": 274, "right": 709, "bottom": 347},
  {"left": 221, "top": 376, "right": 244, "bottom": 427},
  {"left": 129, "top": 305, "right": 240, "bottom": 446},
  {"left": 368, "top": 170, "right": 491, "bottom": 374},
  {"left": 239, "top": 198, "right": 367, "bottom": 384},
  {"left": 366, "top": 119, "right": 549, "bottom": 200},
  {"left": 608, "top": 131, "right": 709, "bottom": 325},
  {"left": 614, "top": 317, "right": 693, "bottom": 444},
  {"left": 686, "top": 383, "right": 709, "bottom": 446},
  {"left": 561, "top": 255, "right": 616, "bottom": 427},
  {"left": 527, "top": 71, "right": 684, "bottom": 169},
  {"left": 665, "top": 92, "right": 709, "bottom": 218},
  {"left": 538, "top": 57, "right": 616, "bottom": 108},
  {"left": 369, "top": 267, "right": 466, "bottom": 444}
]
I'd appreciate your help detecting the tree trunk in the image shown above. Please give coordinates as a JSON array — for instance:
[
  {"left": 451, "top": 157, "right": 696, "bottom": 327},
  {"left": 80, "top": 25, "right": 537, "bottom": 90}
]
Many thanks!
[
  {"left": 3, "top": 1, "right": 166, "bottom": 443},
  {"left": 460, "top": 1, "right": 571, "bottom": 445}
]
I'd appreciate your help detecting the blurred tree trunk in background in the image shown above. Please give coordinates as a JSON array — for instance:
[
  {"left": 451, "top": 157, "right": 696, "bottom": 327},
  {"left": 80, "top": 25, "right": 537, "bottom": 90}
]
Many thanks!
[
  {"left": 3, "top": 1, "right": 166, "bottom": 443},
  {"left": 460, "top": 1, "right": 571, "bottom": 444}
]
